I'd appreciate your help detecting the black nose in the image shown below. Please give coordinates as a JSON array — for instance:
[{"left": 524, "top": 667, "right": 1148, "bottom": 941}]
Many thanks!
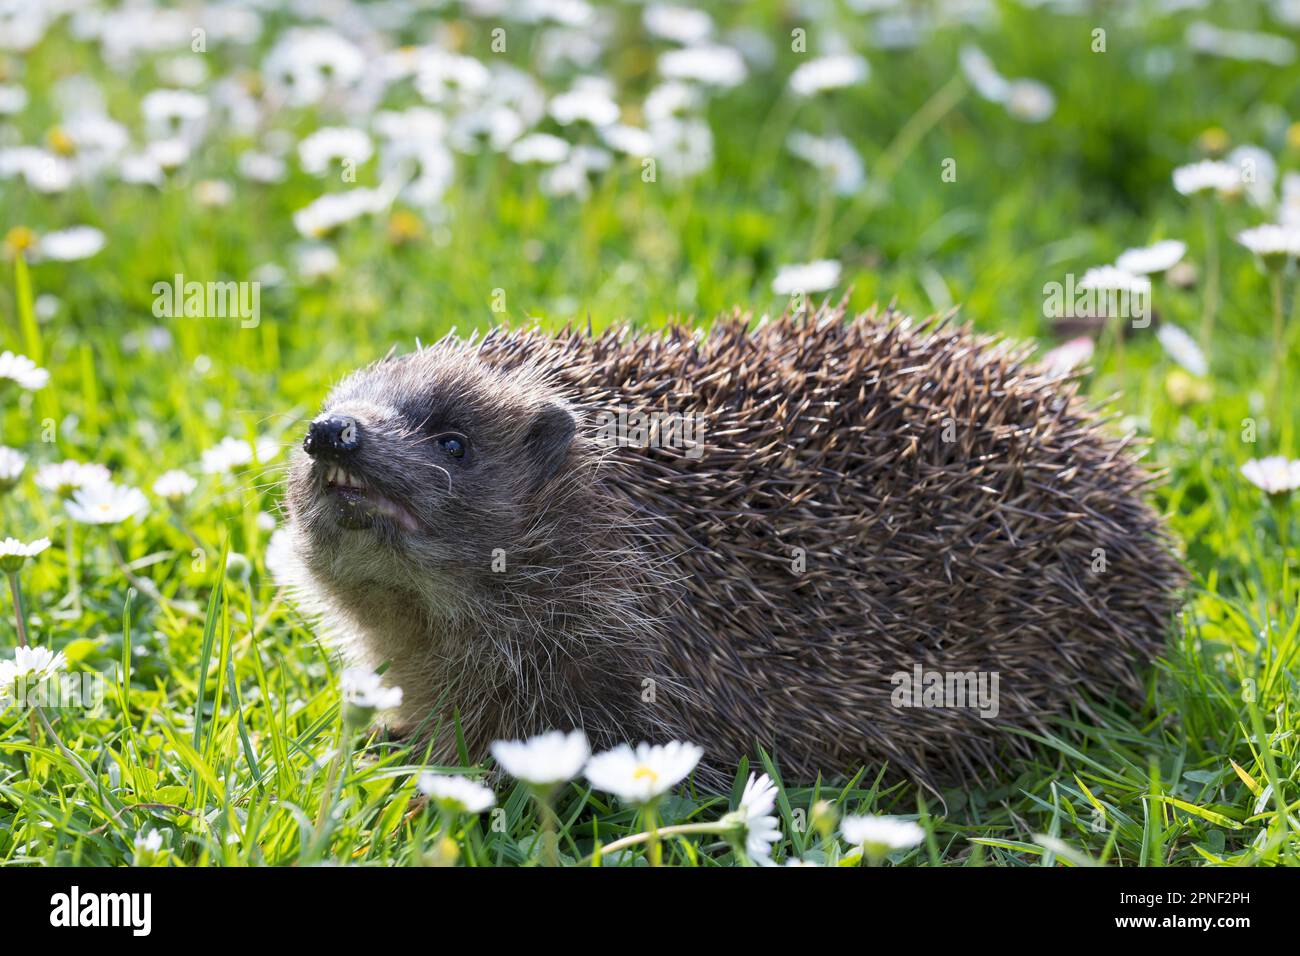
[{"left": 304, "top": 415, "right": 359, "bottom": 459}]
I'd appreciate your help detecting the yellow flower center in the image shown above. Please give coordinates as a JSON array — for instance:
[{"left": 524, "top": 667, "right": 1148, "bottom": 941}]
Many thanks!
[
  {"left": 1198, "top": 126, "right": 1229, "bottom": 156},
  {"left": 632, "top": 765, "right": 658, "bottom": 783},
  {"left": 46, "top": 127, "right": 77, "bottom": 156},
  {"left": 3, "top": 226, "right": 37, "bottom": 257}
]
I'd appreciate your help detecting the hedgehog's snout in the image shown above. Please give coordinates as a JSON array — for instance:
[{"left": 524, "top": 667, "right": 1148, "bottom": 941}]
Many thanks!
[{"left": 304, "top": 414, "right": 360, "bottom": 461}]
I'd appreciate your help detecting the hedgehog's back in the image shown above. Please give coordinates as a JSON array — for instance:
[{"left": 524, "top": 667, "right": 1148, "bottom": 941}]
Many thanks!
[{"left": 472, "top": 307, "right": 1185, "bottom": 785}]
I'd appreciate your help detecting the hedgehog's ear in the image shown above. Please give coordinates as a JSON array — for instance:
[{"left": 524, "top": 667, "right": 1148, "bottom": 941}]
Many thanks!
[{"left": 523, "top": 401, "right": 575, "bottom": 488}]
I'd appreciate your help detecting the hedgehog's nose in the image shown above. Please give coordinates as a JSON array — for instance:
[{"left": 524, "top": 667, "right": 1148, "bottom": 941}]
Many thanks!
[{"left": 304, "top": 415, "right": 360, "bottom": 460}]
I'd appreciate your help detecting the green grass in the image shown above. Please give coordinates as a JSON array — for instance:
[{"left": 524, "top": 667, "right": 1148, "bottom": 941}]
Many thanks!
[{"left": 0, "top": 0, "right": 1298, "bottom": 866}]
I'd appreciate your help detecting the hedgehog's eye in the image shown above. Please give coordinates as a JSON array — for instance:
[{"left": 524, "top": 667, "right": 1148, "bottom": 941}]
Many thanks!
[{"left": 437, "top": 434, "right": 466, "bottom": 459}]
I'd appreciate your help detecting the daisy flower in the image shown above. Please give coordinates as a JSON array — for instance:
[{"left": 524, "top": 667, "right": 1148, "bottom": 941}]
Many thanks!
[
  {"left": 194, "top": 179, "right": 234, "bottom": 207},
  {"left": 1004, "top": 80, "right": 1055, "bottom": 123},
  {"left": 1040, "top": 336, "right": 1094, "bottom": 379},
  {"left": 772, "top": 259, "right": 842, "bottom": 296},
  {"left": 1185, "top": 21, "right": 1295, "bottom": 67},
  {"left": 295, "top": 243, "right": 341, "bottom": 280},
  {"left": 118, "top": 152, "right": 164, "bottom": 185},
  {"left": 413, "top": 51, "right": 491, "bottom": 105},
  {"left": 298, "top": 126, "right": 374, "bottom": 176},
  {"left": 0, "top": 350, "right": 49, "bottom": 390},
  {"left": 134, "top": 830, "right": 164, "bottom": 854},
  {"left": 152, "top": 469, "right": 197, "bottom": 500},
  {"left": 200, "top": 436, "right": 280, "bottom": 474},
  {"left": 339, "top": 666, "right": 403, "bottom": 713},
  {"left": 959, "top": 45, "right": 1009, "bottom": 102},
  {"left": 649, "top": 116, "right": 714, "bottom": 177},
  {"left": 727, "top": 772, "right": 781, "bottom": 865},
  {"left": 0, "top": 446, "right": 27, "bottom": 491},
  {"left": 786, "top": 132, "right": 865, "bottom": 196},
  {"left": 583, "top": 740, "right": 703, "bottom": 804},
  {"left": 0, "top": 645, "right": 67, "bottom": 705},
  {"left": 237, "top": 151, "right": 287, "bottom": 184},
  {"left": 1227, "top": 144, "right": 1277, "bottom": 208},
  {"left": 0, "top": 536, "right": 50, "bottom": 572},
  {"left": 1172, "top": 160, "right": 1240, "bottom": 197},
  {"left": 1241, "top": 456, "right": 1300, "bottom": 496},
  {"left": 600, "top": 124, "right": 655, "bottom": 157},
  {"left": 418, "top": 773, "right": 496, "bottom": 814},
  {"left": 37, "top": 226, "right": 106, "bottom": 262},
  {"left": 1156, "top": 324, "right": 1208, "bottom": 376},
  {"left": 1078, "top": 265, "right": 1151, "bottom": 295},
  {"left": 490, "top": 729, "right": 590, "bottom": 787},
  {"left": 264, "top": 527, "right": 296, "bottom": 586},
  {"left": 34, "top": 460, "right": 111, "bottom": 497},
  {"left": 141, "top": 88, "right": 208, "bottom": 141},
  {"left": 658, "top": 45, "right": 748, "bottom": 87},
  {"left": 146, "top": 137, "right": 192, "bottom": 171},
  {"left": 262, "top": 28, "right": 366, "bottom": 107},
  {"left": 643, "top": 5, "right": 714, "bottom": 45},
  {"left": 789, "top": 54, "right": 869, "bottom": 96},
  {"left": 1116, "top": 239, "right": 1186, "bottom": 275},
  {"left": 508, "top": 133, "right": 571, "bottom": 165},
  {"left": 1, "top": 147, "right": 74, "bottom": 192},
  {"left": 549, "top": 78, "right": 621, "bottom": 128},
  {"left": 0, "top": 84, "right": 27, "bottom": 115},
  {"left": 1236, "top": 224, "right": 1300, "bottom": 267},
  {"left": 840, "top": 814, "right": 925, "bottom": 859},
  {"left": 65, "top": 482, "right": 148, "bottom": 525},
  {"left": 644, "top": 81, "right": 702, "bottom": 122},
  {"left": 292, "top": 188, "right": 391, "bottom": 238}
]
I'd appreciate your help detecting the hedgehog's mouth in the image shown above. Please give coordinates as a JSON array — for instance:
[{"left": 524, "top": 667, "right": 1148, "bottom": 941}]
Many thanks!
[{"left": 322, "top": 465, "right": 418, "bottom": 532}]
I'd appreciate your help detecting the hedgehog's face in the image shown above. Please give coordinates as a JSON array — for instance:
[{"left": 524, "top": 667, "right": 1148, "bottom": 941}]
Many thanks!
[{"left": 285, "top": 351, "right": 575, "bottom": 589}]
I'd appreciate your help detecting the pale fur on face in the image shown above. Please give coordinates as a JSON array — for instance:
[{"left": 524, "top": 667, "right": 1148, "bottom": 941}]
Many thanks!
[{"left": 282, "top": 341, "right": 684, "bottom": 764}]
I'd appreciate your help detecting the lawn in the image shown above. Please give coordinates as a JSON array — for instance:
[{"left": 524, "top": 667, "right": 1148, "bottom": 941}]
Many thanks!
[{"left": 0, "top": 0, "right": 1297, "bottom": 867}]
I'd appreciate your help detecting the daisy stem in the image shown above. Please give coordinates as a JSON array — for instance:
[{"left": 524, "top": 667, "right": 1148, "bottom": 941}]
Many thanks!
[
  {"left": 747, "top": 87, "right": 798, "bottom": 193},
  {"left": 6, "top": 570, "right": 29, "bottom": 647},
  {"left": 7, "top": 570, "right": 40, "bottom": 758},
  {"left": 1273, "top": 498, "right": 1291, "bottom": 572},
  {"left": 1102, "top": 308, "right": 1125, "bottom": 379},
  {"left": 1198, "top": 199, "right": 1219, "bottom": 348},
  {"left": 836, "top": 74, "right": 967, "bottom": 243},
  {"left": 870, "top": 74, "right": 967, "bottom": 198},
  {"left": 64, "top": 521, "right": 81, "bottom": 616},
  {"left": 581, "top": 821, "right": 732, "bottom": 865},
  {"left": 538, "top": 793, "right": 560, "bottom": 867},
  {"left": 644, "top": 803, "right": 662, "bottom": 866},
  {"left": 1270, "top": 271, "right": 1285, "bottom": 424}
]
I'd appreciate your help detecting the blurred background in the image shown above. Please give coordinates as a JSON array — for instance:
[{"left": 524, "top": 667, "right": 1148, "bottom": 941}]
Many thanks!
[{"left": 1, "top": 0, "right": 1299, "bottom": 866}]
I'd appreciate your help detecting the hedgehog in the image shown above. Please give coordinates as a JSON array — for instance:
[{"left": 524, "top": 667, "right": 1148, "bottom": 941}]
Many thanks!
[{"left": 282, "top": 303, "right": 1185, "bottom": 788}]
